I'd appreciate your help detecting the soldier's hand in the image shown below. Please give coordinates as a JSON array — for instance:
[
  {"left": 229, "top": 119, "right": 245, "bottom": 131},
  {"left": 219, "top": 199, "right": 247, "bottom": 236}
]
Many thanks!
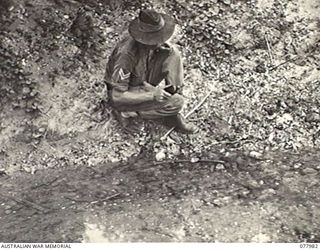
[
  {"left": 153, "top": 85, "right": 172, "bottom": 103},
  {"left": 143, "top": 81, "right": 155, "bottom": 91}
]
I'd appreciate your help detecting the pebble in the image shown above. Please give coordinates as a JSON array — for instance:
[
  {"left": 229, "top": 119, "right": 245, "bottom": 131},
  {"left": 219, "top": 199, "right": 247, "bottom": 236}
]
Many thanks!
[
  {"left": 251, "top": 233, "right": 271, "bottom": 243},
  {"left": 242, "top": 190, "right": 250, "bottom": 196},
  {"left": 5, "top": 209, "right": 11, "bottom": 215},
  {"left": 247, "top": 179, "right": 259, "bottom": 189},
  {"left": 270, "top": 216, "right": 276, "bottom": 221},
  {"left": 4, "top": 205, "right": 12, "bottom": 210},
  {"left": 22, "top": 87, "right": 31, "bottom": 94},
  {"left": 302, "top": 167, "right": 318, "bottom": 175},
  {"left": 293, "top": 163, "right": 302, "bottom": 169},
  {"left": 212, "top": 199, "right": 223, "bottom": 207},
  {"left": 38, "top": 127, "right": 46, "bottom": 133},
  {"left": 249, "top": 151, "right": 263, "bottom": 159},
  {"left": 305, "top": 113, "right": 320, "bottom": 123},
  {"left": 155, "top": 150, "right": 166, "bottom": 161},
  {"left": 190, "top": 157, "right": 200, "bottom": 163},
  {"left": 262, "top": 188, "right": 276, "bottom": 195},
  {"left": 259, "top": 188, "right": 276, "bottom": 200},
  {"left": 112, "top": 179, "right": 121, "bottom": 185},
  {"left": 216, "top": 164, "right": 225, "bottom": 170},
  {"left": 222, "top": 196, "right": 232, "bottom": 203},
  {"left": 280, "top": 165, "right": 290, "bottom": 170}
]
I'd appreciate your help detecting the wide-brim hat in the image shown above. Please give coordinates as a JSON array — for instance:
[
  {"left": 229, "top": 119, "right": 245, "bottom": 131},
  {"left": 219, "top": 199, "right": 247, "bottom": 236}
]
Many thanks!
[{"left": 129, "top": 9, "right": 176, "bottom": 45}]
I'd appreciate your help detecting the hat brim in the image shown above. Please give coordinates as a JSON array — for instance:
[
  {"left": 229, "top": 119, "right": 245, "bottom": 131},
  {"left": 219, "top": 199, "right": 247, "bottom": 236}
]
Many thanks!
[{"left": 129, "top": 13, "right": 175, "bottom": 45}]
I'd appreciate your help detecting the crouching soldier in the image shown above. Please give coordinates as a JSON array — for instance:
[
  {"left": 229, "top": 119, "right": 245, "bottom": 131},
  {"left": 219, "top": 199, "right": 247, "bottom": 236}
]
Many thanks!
[{"left": 104, "top": 9, "right": 197, "bottom": 134}]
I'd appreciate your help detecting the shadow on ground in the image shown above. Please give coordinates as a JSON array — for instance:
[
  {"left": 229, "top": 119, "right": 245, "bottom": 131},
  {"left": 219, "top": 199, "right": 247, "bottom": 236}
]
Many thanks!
[{"left": 0, "top": 150, "right": 319, "bottom": 242}]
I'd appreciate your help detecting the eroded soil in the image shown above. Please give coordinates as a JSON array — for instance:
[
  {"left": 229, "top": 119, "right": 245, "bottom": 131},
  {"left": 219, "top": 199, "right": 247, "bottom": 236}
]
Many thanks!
[{"left": 1, "top": 150, "right": 319, "bottom": 242}]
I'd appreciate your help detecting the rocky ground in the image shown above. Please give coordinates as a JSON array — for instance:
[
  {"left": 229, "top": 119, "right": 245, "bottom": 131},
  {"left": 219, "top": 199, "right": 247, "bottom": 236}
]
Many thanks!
[{"left": 0, "top": 0, "right": 319, "bottom": 243}]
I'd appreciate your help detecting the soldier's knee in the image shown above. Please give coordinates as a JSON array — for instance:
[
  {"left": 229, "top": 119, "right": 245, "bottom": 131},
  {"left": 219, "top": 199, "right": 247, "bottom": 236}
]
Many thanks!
[{"left": 170, "top": 45, "right": 181, "bottom": 56}]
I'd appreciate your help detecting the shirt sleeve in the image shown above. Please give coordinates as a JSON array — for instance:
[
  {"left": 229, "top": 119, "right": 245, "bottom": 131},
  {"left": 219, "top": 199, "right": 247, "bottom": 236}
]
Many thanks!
[
  {"left": 162, "top": 45, "right": 184, "bottom": 94},
  {"left": 109, "top": 52, "right": 135, "bottom": 92}
]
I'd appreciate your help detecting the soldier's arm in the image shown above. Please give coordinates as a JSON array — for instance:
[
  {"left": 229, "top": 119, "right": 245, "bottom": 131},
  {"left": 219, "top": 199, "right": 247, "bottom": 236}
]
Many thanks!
[
  {"left": 108, "top": 51, "right": 155, "bottom": 105},
  {"left": 112, "top": 88, "right": 154, "bottom": 106},
  {"left": 112, "top": 82, "right": 171, "bottom": 105},
  {"left": 161, "top": 44, "right": 184, "bottom": 94}
]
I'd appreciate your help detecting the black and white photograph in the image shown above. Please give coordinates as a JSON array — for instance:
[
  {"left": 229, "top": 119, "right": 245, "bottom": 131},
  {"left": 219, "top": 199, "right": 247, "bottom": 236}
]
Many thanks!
[{"left": 0, "top": 0, "right": 319, "bottom": 244}]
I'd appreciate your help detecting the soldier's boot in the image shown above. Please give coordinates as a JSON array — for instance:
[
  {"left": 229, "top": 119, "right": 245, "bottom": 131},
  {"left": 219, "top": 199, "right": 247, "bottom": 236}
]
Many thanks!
[
  {"left": 163, "top": 113, "right": 198, "bottom": 134},
  {"left": 113, "top": 110, "right": 140, "bottom": 133}
]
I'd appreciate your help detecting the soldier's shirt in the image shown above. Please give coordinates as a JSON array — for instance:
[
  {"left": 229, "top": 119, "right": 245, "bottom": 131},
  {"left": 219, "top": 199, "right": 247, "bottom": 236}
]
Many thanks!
[{"left": 105, "top": 35, "right": 184, "bottom": 94}]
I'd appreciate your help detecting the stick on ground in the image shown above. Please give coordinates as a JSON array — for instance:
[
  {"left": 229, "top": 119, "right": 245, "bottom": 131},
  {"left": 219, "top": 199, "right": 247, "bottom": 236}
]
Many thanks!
[
  {"left": 1, "top": 194, "right": 49, "bottom": 213},
  {"left": 265, "top": 33, "right": 274, "bottom": 65}
]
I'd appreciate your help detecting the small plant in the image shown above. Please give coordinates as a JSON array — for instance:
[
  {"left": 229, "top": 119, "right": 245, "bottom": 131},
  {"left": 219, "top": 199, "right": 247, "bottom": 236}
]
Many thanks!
[{"left": 0, "top": 35, "right": 41, "bottom": 114}]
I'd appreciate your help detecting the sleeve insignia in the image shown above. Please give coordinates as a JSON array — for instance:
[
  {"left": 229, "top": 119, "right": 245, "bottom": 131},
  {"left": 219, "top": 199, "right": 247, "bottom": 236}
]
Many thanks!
[{"left": 118, "top": 68, "right": 131, "bottom": 81}]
